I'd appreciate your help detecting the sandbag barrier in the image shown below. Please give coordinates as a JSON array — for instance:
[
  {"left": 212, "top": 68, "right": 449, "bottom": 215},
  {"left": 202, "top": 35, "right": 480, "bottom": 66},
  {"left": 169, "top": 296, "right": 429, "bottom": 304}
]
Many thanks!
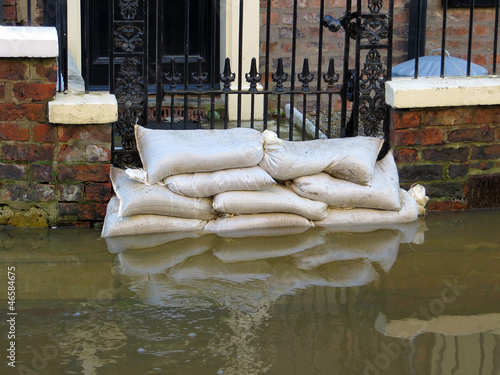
[{"left": 102, "top": 125, "right": 428, "bottom": 239}]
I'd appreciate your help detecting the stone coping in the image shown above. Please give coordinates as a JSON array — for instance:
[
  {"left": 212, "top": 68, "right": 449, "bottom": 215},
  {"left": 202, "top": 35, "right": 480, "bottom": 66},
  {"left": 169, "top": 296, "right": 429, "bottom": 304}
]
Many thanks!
[
  {"left": 49, "top": 49, "right": 118, "bottom": 125},
  {"left": 48, "top": 91, "right": 118, "bottom": 124},
  {"left": 386, "top": 76, "right": 500, "bottom": 109},
  {"left": 0, "top": 26, "right": 59, "bottom": 58}
]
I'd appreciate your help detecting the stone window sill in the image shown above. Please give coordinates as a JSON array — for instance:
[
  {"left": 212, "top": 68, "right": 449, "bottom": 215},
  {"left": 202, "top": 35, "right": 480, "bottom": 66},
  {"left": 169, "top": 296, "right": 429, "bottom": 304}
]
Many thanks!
[{"left": 386, "top": 76, "right": 500, "bottom": 109}]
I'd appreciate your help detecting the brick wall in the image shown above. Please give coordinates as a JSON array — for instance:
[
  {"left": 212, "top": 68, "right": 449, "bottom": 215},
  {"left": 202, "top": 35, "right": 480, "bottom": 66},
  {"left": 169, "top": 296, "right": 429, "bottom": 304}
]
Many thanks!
[
  {"left": 1, "top": 0, "right": 44, "bottom": 26},
  {"left": 0, "top": 57, "right": 112, "bottom": 227},
  {"left": 421, "top": 1, "right": 500, "bottom": 72},
  {"left": 391, "top": 105, "right": 500, "bottom": 210},
  {"left": 259, "top": 1, "right": 499, "bottom": 79}
]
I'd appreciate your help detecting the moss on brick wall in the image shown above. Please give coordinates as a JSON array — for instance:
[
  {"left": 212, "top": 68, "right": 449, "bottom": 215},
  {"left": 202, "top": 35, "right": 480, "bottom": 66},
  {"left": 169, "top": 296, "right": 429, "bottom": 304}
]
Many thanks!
[
  {"left": 390, "top": 105, "right": 500, "bottom": 210},
  {"left": 0, "top": 57, "right": 112, "bottom": 227}
]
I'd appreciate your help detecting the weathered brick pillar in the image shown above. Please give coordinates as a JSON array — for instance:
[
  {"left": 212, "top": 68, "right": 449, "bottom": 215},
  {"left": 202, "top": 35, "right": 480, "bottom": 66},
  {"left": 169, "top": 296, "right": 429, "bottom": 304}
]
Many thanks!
[
  {"left": 0, "top": 27, "right": 117, "bottom": 227},
  {"left": 386, "top": 77, "right": 500, "bottom": 210}
]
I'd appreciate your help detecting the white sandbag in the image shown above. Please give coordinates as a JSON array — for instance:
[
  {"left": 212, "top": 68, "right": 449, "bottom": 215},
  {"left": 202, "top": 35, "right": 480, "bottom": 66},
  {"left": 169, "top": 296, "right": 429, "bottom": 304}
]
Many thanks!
[
  {"left": 114, "top": 235, "right": 218, "bottom": 276},
  {"left": 318, "top": 221, "right": 419, "bottom": 244},
  {"left": 111, "top": 167, "right": 216, "bottom": 220},
  {"left": 288, "top": 150, "right": 401, "bottom": 211},
  {"left": 105, "top": 231, "right": 206, "bottom": 253},
  {"left": 135, "top": 125, "right": 264, "bottom": 185},
  {"left": 314, "top": 189, "right": 418, "bottom": 228},
  {"left": 212, "top": 184, "right": 328, "bottom": 220},
  {"left": 408, "top": 184, "right": 429, "bottom": 215},
  {"left": 204, "top": 213, "right": 313, "bottom": 237},
  {"left": 101, "top": 196, "right": 207, "bottom": 237},
  {"left": 259, "top": 129, "right": 382, "bottom": 184},
  {"left": 292, "top": 230, "right": 401, "bottom": 272},
  {"left": 323, "top": 137, "right": 383, "bottom": 185},
  {"left": 272, "top": 259, "right": 379, "bottom": 291},
  {"left": 212, "top": 227, "right": 327, "bottom": 263},
  {"left": 168, "top": 253, "right": 275, "bottom": 282},
  {"left": 164, "top": 166, "right": 275, "bottom": 198},
  {"left": 210, "top": 225, "right": 311, "bottom": 239}
]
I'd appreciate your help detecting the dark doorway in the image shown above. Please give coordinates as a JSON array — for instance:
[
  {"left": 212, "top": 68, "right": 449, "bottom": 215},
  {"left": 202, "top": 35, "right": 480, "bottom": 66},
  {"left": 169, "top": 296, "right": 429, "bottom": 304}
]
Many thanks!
[{"left": 82, "top": 0, "right": 219, "bottom": 91}]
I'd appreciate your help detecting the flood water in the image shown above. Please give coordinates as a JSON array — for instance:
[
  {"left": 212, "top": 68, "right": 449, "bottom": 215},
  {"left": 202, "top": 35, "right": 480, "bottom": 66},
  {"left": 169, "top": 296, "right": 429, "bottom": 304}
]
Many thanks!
[{"left": 1, "top": 209, "right": 500, "bottom": 375}]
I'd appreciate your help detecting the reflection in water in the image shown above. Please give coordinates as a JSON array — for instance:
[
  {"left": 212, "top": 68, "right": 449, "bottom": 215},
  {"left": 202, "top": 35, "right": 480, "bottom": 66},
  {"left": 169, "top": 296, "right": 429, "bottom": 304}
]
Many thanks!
[
  {"left": 1, "top": 210, "right": 500, "bottom": 374},
  {"left": 108, "top": 222, "right": 418, "bottom": 375}
]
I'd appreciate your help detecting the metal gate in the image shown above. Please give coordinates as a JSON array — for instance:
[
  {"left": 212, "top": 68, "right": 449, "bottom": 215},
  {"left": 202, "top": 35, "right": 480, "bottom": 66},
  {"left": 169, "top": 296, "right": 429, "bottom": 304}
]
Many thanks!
[{"left": 109, "top": 0, "right": 394, "bottom": 168}]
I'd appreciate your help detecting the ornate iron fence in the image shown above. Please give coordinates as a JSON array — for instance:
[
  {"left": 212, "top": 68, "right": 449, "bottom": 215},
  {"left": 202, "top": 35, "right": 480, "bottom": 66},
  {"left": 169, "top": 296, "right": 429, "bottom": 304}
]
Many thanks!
[{"left": 106, "top": 0, "right": 394, "bottom": 168}]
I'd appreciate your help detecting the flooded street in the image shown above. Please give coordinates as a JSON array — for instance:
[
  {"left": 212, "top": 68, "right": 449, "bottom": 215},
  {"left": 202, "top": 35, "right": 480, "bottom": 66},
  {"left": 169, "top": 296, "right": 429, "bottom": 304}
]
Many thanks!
[{"left": 1, "top": 209, "right": 499, "bottom": 374}]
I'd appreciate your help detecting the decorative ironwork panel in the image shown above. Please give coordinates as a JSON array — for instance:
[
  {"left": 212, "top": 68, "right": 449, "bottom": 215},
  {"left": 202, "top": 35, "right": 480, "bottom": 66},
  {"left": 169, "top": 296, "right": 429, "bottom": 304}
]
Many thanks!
[
  {"left": 359, "top": 17, "right": 389, "bottom": 45},
  {"left": 114, "top": 26, "right": 145, "bottom": 52},
  {"left": 359, "top": 49, "right": 387, "bottom": 136},
  {"left": 111, "top": 0, "right": 147, "bottom": 168},
  {"left": 353, "top": 0, "right": 394, "bottom": 149}
]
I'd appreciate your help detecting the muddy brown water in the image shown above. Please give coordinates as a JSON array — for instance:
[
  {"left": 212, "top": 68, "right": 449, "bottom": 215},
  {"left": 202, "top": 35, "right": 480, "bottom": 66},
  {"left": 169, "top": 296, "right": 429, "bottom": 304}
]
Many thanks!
[{"left": 1, "top": 209, "right": 499, "bottom": 374}]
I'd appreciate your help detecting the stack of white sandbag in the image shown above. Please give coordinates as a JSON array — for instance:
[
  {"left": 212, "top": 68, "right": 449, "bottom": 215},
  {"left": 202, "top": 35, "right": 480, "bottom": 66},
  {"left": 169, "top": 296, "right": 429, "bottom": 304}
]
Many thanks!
[
  {"left": 101, "top": 125, "right": 425, "bottom": 238},
  {"left": 103, "top": 125, "right": 271, "bottom": 237},
  {"left": 258, "top": 129, "right": 424, "bottom": 229}
]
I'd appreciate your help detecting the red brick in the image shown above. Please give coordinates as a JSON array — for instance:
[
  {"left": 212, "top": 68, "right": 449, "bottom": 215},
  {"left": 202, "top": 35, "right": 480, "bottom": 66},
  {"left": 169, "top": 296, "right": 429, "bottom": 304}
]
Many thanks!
[
  {"left": 27, "top": 144, "right": 54, "bottom": 162},
  {"left": 448, "top": 26, "right": 469, "bottom": 36},
  {"left": 57, "top": 125, "right": 112, "bottom": 143},
  {"left": 473, "top": 54, "right": 487, "bottom": 67},
  {"left": 31, "top": 164, "right": 53, "bottom": 182},
  {"left": 35, "top": 62, "right": 58, "bottom": 83},
  {"left": 448, "top": 126, "right": 495, "bottom": 143},
  {"left": 13, "top": 82, "right": 56, "bottom": 102},
  {"left": 0, "top": 103, "right": 46, "bottom": 122},
  {"left": 0, "top": 123, "right": 30, "bottom": 141},
  {"left": 392, "top": 110, "right": 421, "bottom": 129},
  {"left": 472, "top": 107, "right": 500, "bottom": 124},
  {"left": 0, "top": 60, "right": 27, "bottom": 80},
  {"left": 1, "top": 144, "right": 29, "bottom": 161},
  {"left": 272, "top": 0, "right": 307, "bottom": 8},
  {"left": 419, "top": 128, "right": 445, "bottom": 146},
  {"left": 421, "top": 108, "right": 472, "bottom": 126},
  {"left": 393, "top": 123, "right": 442, "bottom": 148},
  {"left": 57, "top": 145, "right": 85, "bottom": 163},
  {"left": 471, "top": 144, "right": 500, "bottom": 160},
  {"left": 471, "top": 161, "right": 495, "bottom": 170},
  {"left": 57, "top": 164, "right": 110, "bottom": 183},
  {"left": 2, "top": 5, "right": 16, "bottom": 22},
  {"left": 0, "top": 163, "right": 27, "bottom": 180},
  {"left": 261, "top": 12, "right": 279, "bottom": 25},
  {"left": 85, "top": 145, "right": 111, "bottom": 162},
  {"left": 427, "top": 200, "right": 467, "bottom": 211},
  {"left": 394, "top": 148, "right": 418, "bottom": 163},
  {"left": 421, "top": 147, "right": 470, "bottom": 162},
  {"left": 58, "top": 184, "right": 84, "bottom": 202},
  {"left": 56, "top": 220, "right": 93, "bottom": 227},
  {"left": 474, "top": 24, "right": 490, "bottom": 36},
  {"left": 85, "top": 183, "right": 112, "bottom": 202},
  {"left": 33, "top": 123, "right": 56, "bottom": 143},
  {"left": 0, "top": 83, "right": 5, "bottom": 99},
  {"left": 0, "top": 183, "right": 55, "bottom": 202},
  {"left": 393, "top": 129, "right": 417, "bottom": 146},
  {"left": 58, "top": 202, "right": 108, "bottom": 221}
]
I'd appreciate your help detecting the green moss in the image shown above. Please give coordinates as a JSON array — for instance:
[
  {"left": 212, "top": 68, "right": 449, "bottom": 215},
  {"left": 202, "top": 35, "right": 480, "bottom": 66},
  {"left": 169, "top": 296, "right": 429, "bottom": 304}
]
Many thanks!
[{"left": 4, "top": 207, "right": 49, "bottom": 228}]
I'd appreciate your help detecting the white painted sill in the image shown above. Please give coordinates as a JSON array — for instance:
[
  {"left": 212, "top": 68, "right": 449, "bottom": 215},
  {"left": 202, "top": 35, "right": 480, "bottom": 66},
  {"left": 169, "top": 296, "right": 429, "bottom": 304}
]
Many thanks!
[
  {"left": 385, "top": 76, "right": 500, "bottom": 109},
  {"left": 0, "top": 26, "right": 117, "bottom": 124},
  {"left": 0, "top": 26, "right": 58, "bottom": 57},
  {"left": 49, "top": 51, "right": 118, "bottom": 125}
]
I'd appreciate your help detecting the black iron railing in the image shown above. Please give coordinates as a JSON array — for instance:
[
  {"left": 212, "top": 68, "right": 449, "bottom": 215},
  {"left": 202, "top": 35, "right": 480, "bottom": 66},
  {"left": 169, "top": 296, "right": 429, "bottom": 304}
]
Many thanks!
[
  {"left": 107, "top": 0, "right": 395, "bottom": 168},
  {"left": 409, "top": 0, "right": 499, "bottom": 78},
  {"left": 0, "top": 0, "right": 68, "bottom": 92}
]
